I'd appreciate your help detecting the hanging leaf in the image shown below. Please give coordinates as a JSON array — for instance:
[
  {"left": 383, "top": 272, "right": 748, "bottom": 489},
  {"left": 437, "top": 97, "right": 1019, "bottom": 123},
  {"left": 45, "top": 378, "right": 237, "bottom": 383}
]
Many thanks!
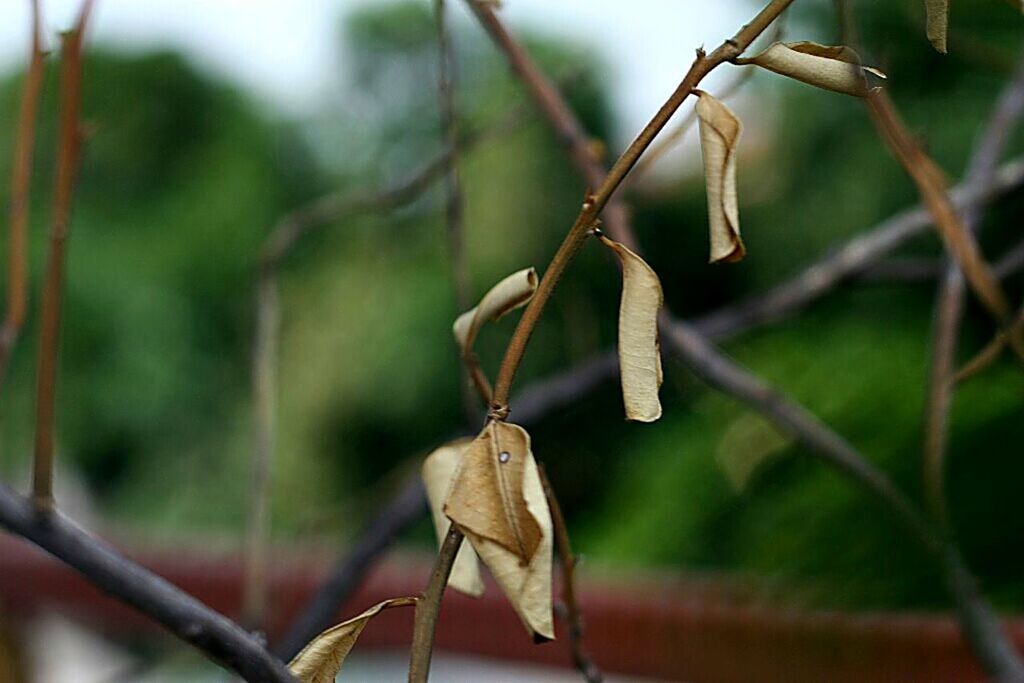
[
  {"left": 924, "top": 0, "right": 949, "bottom": 53},
  {"left": 599, "top": 236, "right": 663, "bottom": 422},
  {"left": 735, "top": 42, "right": 885, "bottom": 97},
  {"left": 445, "top": 421, "right": 554, "bottom": 640},
  {"left": 421, "top": 439, "right": 485, "bottom": 597},
  {"left": 453, "top": 267, "right": 538, "bottom": 357},
  {"left": 695, "top": 90, "right": 744, "bottom": 264},
  {"left": 289, "top": 597, "right": 416, "bottom": 682}
]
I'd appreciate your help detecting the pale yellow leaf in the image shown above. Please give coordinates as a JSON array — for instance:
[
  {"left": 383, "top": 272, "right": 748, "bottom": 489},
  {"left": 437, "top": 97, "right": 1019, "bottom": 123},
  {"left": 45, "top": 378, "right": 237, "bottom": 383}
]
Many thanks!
[
  {"left": 925, "top": 0, "right": 949, "bottom": 53},
  {"left": 736, "top": 42, "right": 886, "bottom": 97},
  {"left": 445, "top": 421, "right": 554, "bottom": 640},
  {"left": 715, "top": 412, "right": 793, "bottom": 491},
  {"left": 599, "top": 236, "right": 663, "bottom": 422},
  {"left": 288, "top": 597, "right": 416, "bottom": 682},
  {"left": 453, "top": 268, "right": 538, "bottom": 357},
  {"left": 695, "top": 90, "right": 744, "bottom": 264},
  {"left": 421, "top": 439, "right": 485, "bottom": 597}
]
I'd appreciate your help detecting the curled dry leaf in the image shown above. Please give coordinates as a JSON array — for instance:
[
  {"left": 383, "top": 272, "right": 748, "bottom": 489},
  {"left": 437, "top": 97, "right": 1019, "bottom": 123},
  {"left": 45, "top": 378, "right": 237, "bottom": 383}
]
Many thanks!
[
  {"left": 695, "top": 90, "right": 745, "bottom": 264},
  {"left": 925, "top": 0, "right": 949, "bottom": 53},
  {"left": 453, "top": 267, "right": 538, "bottom": 358},
  {"left": 735, "top": 42, "right": 885, "bottom": 97},
  {"left": 444, "top": 421, "right": 554, "bottom": 640},
  {"left": 289, "top": 597, "right": 416, "bottom": 682},
  {"left": 421, "top": 438, "right": 485, "bottom": 597},
  {"left": 599, "top": 236, "right": 663, "bottom": 422}
]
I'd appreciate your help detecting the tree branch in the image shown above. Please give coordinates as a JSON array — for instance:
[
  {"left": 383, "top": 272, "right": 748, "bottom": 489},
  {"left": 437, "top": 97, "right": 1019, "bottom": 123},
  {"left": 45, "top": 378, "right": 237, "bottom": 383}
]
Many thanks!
[
  {"left": 692, "top": 157, "right": 1024, "bottom": 342},
  {"left": 0, "top": 483, "right": 295, "bottom": 682},
  {"left": 487, "top": 0, "right": 797, "bottom": 408},
  {"left": 32, "top": 1, "right": 93, "bottom": 508},
  {"left": 922, "top": 48, "right": 1024, "bottom": 525},
  {"left": 539, "top": 464, "right": 603, "bottom": 683},
  {"left": 466, "top": 2, "right": 1023, "bottom": 677},
  {"left": 0, "top": 0, "right": 45, "bottom": 389},
  {"left": 410, "top": 3, "right": 796, "bottom": 679}
]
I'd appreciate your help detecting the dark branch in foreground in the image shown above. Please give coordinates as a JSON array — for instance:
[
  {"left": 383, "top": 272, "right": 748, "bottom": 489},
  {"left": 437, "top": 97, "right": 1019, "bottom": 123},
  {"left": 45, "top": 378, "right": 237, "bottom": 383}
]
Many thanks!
[{"left": 0, "top": 483, "right": 295, "bottom": 683}]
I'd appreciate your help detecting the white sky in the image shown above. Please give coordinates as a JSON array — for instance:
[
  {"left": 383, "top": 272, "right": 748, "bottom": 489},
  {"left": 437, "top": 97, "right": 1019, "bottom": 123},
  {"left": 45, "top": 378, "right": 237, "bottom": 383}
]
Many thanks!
[{"left": 0, "top": 0, "right": 750, "bottom": 142}]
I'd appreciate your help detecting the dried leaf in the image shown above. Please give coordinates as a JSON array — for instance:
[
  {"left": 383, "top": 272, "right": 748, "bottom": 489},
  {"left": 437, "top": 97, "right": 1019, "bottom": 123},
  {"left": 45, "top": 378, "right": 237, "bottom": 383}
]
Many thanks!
[
  {"left": 289, "top": 597, "right": 416, "bottom": 682},
  {"left": 695, "top": 90, "right": 744, "bottom": 264},
  {"left": 599, "top": 236, "right": 663, "bottom": 422},
  {"left": 421, "top": 439, "right": 485, "bottom": 597},
  {"left": 453, "top": 268, "right": 538, "bottom": 356},
  {"left": 925, "top": 0, "right": 949, "bottom": 53},
  {"left": 715, "top": 412, "right": 793, "bottom": 491},
  {"left": 445, "top": 421, "right": 554, "bottom": 639},
  {"left": 735, "top": 42, "right": 885, "bottom": 97}
]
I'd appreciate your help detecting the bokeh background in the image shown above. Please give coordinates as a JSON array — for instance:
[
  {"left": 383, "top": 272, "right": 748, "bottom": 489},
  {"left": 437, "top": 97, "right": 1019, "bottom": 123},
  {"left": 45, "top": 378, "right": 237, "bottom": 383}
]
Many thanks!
[{"left": 0, "top": 0, "right": 1022, "bottom": 680}]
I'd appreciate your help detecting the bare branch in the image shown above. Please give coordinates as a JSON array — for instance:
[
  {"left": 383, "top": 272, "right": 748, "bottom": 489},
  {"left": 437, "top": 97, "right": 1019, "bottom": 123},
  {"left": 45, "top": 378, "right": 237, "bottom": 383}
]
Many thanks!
[
  {"left": 410, "top": 3, "right": 797, "bottom": 679},
  {"left": 539, "top": 464, "right": 603, "bottom": 683},
  {"left": 0, "top": 0, "right": 46, "bottom": 389},
  {"left": 923, "top": 48, "right": 1024, "bottom": 525},
  {"left": 0, "top": 483, "right": 295, "bottom": 682},
  {"left": 692, "top": 158, "right": 1024, "bottom": 342},
  {"left": 32, "top": 2, "right": 93, "bottom": 508}
]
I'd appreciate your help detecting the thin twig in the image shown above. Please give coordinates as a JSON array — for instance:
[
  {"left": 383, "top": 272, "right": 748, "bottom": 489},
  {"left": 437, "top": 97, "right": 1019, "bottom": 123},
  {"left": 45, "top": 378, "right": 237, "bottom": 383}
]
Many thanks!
[
  {"left": 467, "top": 3, "right": 1024, "bottom": 677},
  {"left": 0, "top": 0, "right": 45, "bottom": 389},
  {"left": 409, "top": 3, "right": 797, "bottom": 679},
  {"left": 408, "top": 525, "right": 461, "bottom": 683},
  {"left": 955, "top": 302, "right": 1024, "bottom": 382},
  {"left": 539, "top": 464, "right": 602, "bottom": 683},
  {"left": 692, "top": 157, "right": 1024, "bottom": 342},
  {"left": 866, "top": 90, "right": 1021, "bottom": 346},
  {"left": 32, "top": 1, "right": 93, "bottom": 508},
  {"left": 0, "top": 483, "right": 296, "bottom": 682},
  {"left": 276, "top": 350, "right": 618, "bottom": 659},
  {"left": 630, "top": 13, "right": 786, "bottom": 183},
  {"left": 487, "top": 0, "right": 797, "bottom": 409},
  {"left": 241, "top": 106, "right": 531, "bottom": 639},
  {"left": 434, "top": 0, "right": 470, "bottom": 312},
  {"left": 922, "top": 48, "right": 1024, "bottom": 525}
]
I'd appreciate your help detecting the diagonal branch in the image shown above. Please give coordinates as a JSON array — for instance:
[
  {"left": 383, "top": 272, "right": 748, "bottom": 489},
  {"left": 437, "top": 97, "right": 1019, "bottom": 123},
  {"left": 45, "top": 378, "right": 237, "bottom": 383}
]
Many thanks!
[
  {"left": 461, "top": 2, "right": 1024, "bottom": 678},
  {"left": 32, "top": 0, "right": 93, "bottom": 509},
  {"left": 0, "top": 483, "right": 296, "bottom": 683},
  {"left": 922, "top": 48, "right": 1024, "bottom": 525},
  {"left": 410, "top": 3, "right": 797, "bottom": 681},
  {"left": 241, "top": 106, "right": 531, "bottom": 634},
  {"left": 0, "top": 0, "right": 46, "bottom": 390},
  {"left": 692, "top": 157, "right": 1024, "bottom": 342}
]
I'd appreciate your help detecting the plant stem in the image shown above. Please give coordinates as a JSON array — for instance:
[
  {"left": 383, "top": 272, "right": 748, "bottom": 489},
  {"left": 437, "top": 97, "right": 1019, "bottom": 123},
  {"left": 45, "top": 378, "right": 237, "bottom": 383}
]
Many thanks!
[
  {"left": 408, "top": 525, "right": 462, "bottom": 683},
  {"left": 32, "top": 1, "right": 93, "bottom": 508},
  {"left": 0, "top": 0, "right": 45, "bottom": 389},
  {"left": 539, "top": 465, "right": 602, "bottom": 683},
  {"left": 489, "top": 0, "right": 797, "bottom": 409}
]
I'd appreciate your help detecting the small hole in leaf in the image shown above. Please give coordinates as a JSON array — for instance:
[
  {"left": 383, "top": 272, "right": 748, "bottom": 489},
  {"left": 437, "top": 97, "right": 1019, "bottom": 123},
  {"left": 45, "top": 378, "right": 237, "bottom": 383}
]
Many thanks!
[{"left": 498, "top": 451, "right": 511, "bottom": 464}]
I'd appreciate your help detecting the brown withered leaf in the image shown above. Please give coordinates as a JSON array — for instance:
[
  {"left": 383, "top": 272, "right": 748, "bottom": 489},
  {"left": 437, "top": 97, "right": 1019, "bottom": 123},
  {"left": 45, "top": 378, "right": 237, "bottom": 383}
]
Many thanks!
[
  {"left": 735, "top": 42, "right": 885, "bottom": 97},
  {"left": 695, "top": 90, "right": 744, "bottom": 264},
  {"left": 599, "top": 236, "right": 663, "bottom": 422},
  {"left": 445, "top": 421, "right": 554, "bottom": 639},
  {"left": 289, "top": 597, "right": 416, "bottom": 682},
  {"left": 453, "top": 268, "right": 538, "bottom": 356},
  {"left": 925, "top": 0, "right": 949, "bottom": 53},
  {"left": 421, "top": 439, "right": 485, "bottom": 597}
]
